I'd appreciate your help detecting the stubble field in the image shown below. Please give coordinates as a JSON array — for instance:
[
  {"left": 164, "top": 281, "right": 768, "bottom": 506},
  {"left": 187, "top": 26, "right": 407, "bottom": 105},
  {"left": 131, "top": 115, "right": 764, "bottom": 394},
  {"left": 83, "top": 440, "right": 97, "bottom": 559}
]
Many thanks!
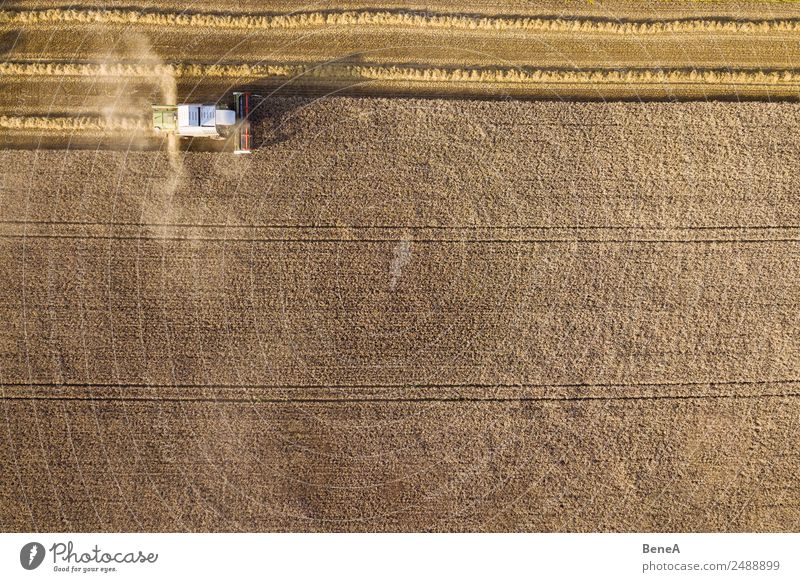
[{"left": 6, "top": 0, "right": 800, "bottom": 147}]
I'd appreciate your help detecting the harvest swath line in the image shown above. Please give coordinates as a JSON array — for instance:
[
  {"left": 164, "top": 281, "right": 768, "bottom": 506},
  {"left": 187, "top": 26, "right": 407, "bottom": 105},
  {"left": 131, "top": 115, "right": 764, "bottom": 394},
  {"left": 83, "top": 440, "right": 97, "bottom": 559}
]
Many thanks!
[
  {"left": 5, "top": 61, "right": 800, "bottom": 87},
  {"left": 0, "top": 115, "right": 149, "bottom": 132},
  {"left": 5, "top": 7, "right": 800, "bottom": 35}
]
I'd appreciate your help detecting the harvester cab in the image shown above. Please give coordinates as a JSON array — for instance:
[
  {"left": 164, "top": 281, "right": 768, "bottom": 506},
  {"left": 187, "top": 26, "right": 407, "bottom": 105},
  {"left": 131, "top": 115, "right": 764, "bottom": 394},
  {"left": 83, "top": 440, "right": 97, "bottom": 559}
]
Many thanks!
[{"left": 152, "top": 91, "right": 253, "bottom": 154}]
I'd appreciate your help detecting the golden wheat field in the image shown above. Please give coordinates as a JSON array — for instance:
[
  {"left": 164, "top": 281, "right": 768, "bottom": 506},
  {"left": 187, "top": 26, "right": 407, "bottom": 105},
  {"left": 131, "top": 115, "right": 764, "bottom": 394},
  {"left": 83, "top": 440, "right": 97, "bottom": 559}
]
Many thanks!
[{"left": 1, "top": 0, "right": 800, "bottom": 537}]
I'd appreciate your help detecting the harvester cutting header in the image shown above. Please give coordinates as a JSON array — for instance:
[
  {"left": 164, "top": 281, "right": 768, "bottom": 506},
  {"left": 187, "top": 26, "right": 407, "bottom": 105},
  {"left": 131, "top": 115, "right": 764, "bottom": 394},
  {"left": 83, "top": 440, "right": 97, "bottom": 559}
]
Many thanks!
[{"left": 152, "top": 91, "right": 253, "bottom": 153}]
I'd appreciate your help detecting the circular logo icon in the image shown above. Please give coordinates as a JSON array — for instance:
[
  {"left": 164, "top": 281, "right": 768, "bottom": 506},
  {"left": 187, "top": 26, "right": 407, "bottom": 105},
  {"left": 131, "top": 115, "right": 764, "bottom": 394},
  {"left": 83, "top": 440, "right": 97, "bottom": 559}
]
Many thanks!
[{"left": 20, "top": 542, "right": 45, "bottom": 570}]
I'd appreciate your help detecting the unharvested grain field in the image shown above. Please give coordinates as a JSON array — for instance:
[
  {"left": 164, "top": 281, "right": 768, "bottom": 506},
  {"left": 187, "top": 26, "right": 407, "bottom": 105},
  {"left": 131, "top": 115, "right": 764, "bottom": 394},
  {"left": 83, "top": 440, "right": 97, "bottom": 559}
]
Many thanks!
[{"left": 2, "top": 96, "right": 800, "bottom": 531}]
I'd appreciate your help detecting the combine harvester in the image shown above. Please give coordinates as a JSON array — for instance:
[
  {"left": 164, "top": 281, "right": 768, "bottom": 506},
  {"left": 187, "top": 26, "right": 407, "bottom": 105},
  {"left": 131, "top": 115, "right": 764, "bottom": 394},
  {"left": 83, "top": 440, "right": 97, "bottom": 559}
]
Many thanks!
[{"left": 152, "top": 91, "right": 253, "bottom": 153}]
